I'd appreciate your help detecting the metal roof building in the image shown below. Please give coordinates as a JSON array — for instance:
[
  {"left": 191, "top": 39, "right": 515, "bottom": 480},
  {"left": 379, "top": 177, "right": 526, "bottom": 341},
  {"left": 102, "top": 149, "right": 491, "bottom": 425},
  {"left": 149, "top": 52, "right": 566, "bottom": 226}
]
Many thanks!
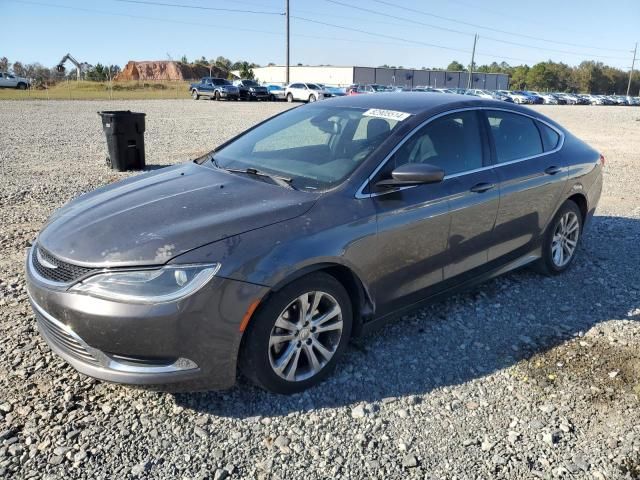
[{"left": 251, "top": 65, "right": 509, "bottom": 90}]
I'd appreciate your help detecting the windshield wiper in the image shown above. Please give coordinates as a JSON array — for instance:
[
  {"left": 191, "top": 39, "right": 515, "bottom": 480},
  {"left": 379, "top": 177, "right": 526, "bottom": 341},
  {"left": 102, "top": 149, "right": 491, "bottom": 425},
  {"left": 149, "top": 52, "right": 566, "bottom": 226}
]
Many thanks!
[{"left": 223, "top": 167, "right": 296, "bottom": 190}]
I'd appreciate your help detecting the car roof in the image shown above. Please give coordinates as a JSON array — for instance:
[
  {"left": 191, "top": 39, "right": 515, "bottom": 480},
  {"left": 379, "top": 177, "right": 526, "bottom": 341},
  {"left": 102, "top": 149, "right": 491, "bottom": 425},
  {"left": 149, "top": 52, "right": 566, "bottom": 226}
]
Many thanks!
[
  {"left": 316, "top": 92, "right": 493, "bottom": 114},
  {"left": 312, "top": 92, "right": 565, "bottom": 131}
]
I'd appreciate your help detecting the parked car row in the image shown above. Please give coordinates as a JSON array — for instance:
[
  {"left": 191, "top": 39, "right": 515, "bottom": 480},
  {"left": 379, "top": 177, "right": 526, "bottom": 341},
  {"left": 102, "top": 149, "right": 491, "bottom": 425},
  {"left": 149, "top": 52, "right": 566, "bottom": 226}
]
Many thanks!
[
  {"left": 479, "top": 89, "right": 640, "bottom": 106},
  {"left": 190, "top": 78, "right": 640, "bottom": 105}
]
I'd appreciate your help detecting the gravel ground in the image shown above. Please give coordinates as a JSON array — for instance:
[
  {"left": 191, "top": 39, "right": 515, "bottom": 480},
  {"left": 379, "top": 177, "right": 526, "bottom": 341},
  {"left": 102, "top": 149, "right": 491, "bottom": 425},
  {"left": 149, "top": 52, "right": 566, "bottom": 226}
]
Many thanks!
[{"left": 1, "top": 100, "right": 639, "bottom": 480}]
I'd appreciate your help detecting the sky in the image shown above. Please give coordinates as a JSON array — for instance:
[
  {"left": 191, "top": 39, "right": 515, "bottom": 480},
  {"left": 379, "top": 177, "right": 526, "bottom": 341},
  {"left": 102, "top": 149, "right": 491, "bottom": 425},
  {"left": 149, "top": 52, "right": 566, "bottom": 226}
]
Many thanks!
[{"left": 1, "top": 0, "right": 638, "bottom": 71}]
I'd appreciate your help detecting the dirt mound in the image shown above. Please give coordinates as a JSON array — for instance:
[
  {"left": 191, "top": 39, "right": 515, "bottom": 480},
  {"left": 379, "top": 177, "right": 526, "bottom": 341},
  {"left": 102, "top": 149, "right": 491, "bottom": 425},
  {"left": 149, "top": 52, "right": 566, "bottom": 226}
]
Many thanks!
[{"left": 115, "top": 61, "right": 228, "bottom": 81}]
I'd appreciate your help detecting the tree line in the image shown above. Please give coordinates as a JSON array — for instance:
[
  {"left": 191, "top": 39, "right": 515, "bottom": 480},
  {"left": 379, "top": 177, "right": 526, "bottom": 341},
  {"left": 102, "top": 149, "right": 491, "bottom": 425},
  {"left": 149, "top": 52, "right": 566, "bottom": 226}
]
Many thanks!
[
  {"left": 445, "top": 60, "right": 638, "bottom": 95},
  {"left": 2, "top": 55, "right": 637, "bottom": 94}
]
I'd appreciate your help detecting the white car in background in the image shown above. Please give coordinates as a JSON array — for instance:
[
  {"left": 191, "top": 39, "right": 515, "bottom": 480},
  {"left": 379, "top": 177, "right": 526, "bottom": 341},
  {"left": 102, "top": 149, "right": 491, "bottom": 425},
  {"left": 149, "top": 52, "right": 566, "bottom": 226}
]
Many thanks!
[
  {"left": 497, "top": 90, "right": 529, "bottom": 104},
  {"left": 466, "top": 89, "right": 494, "bottom": 99},
  {"left": 284, "top": 82, "right": 328, "bottom": 103},
  {"left": 0, "top": 72, "right": 30, "bottom": 89}
]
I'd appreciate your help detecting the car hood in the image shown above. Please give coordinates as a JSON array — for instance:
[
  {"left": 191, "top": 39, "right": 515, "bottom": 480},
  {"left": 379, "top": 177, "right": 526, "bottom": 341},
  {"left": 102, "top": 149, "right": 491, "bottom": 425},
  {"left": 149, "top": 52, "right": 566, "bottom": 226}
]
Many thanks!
[{"left": 37, "top": 162, "right": 317, "bottom": 267}]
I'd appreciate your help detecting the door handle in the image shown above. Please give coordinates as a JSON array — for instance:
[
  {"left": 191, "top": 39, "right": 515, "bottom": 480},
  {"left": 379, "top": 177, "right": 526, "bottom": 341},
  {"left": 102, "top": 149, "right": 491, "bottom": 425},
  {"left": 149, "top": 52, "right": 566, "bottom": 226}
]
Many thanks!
[
  {"left": 470, "top": 182, "right": 495, "bottom": 193},
  {"left": 545, "top": 166, "right": 562, "bottom": 175}
]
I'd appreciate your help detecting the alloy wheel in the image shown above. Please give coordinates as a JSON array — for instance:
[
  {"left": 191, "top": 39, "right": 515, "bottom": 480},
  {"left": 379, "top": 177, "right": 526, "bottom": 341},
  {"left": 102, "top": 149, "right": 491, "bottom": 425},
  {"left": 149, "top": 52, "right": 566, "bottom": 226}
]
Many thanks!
[
  {"left": 268, "top": 291, "right": 343, "bottom": 382},
  {"left": 551, "top": 211, "right": 580, "bottom": 267}
]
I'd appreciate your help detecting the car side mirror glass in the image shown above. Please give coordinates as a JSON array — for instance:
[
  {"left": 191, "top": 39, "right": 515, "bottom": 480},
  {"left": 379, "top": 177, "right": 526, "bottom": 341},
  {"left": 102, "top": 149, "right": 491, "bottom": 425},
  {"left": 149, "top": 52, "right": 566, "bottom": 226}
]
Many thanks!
[{"left": 375, "top": 163, "right": 445, "bottom": 189}]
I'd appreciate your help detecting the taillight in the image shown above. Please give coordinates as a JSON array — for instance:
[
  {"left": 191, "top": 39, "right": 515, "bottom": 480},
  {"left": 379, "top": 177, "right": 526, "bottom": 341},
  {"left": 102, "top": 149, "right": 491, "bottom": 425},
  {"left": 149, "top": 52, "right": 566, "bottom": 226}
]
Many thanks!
[{"left": 599, "top": 154, "right": 606, "bottom": 167}]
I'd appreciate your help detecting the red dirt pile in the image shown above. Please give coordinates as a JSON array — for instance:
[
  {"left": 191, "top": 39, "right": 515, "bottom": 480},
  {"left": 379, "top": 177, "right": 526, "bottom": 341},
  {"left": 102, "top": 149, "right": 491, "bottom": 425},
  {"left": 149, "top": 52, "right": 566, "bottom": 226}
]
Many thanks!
[{"left": 115, "top": 61, "right": 228, "bottom": 81}]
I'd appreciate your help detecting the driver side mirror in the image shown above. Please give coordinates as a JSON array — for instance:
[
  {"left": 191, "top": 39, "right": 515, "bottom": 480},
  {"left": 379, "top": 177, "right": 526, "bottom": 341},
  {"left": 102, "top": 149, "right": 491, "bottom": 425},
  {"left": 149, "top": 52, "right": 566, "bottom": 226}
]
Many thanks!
[{"left": 375, "top": 163, "right": 444, "bottom": 189}]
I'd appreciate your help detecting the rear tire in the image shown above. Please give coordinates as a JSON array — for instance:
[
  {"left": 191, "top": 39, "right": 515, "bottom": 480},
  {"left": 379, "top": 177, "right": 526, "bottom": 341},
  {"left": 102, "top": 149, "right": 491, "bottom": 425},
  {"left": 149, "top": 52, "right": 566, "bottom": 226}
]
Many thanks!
[
  {"left": 191, "top": 90, "right": 199, "bottom": 100},
  {"left": 269, "top": 94, "right": 275, "bottom": 102},
  {"left": 214, "top": 91, "right": 221, "bottom": 101},
  {"left": 240, "top": 272, "right": 352, "bottom": 394},
  {"left": 287, "top": 93, "right": 294, "bottom": 103},
  {"left": 534, "top": 200, "right": 583, "bottom": 275},
  {"left": 17, "top": 82, "right": 27, "bottom": 90}
]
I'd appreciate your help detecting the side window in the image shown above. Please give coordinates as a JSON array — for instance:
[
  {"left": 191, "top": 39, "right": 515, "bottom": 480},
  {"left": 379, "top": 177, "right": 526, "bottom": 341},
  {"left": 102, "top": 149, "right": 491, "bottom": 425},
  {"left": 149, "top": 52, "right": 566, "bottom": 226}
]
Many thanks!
[
  {"left": 486, "top": 111, "right": 543, "bottom": 163},
  {"left": 387, "top": 110, "right": 484, "bottom": 176},
  {"left": 537, "top": 121, "right": 560, "bottom": 152},
  {"left": 290, "top": 83, "right": 302, "bottom": 89}
]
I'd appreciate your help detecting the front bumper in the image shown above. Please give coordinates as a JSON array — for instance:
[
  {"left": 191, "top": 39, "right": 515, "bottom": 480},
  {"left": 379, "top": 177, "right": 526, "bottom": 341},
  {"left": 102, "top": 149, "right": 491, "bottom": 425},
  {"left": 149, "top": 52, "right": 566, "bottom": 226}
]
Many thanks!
[{"left": 25, "top": 247, "right": 269, "bottom": 390}]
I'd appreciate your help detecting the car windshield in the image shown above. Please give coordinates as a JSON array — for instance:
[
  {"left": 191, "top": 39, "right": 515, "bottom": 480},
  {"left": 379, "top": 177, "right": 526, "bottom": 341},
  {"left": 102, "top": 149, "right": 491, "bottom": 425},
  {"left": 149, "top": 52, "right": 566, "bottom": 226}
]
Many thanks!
[
  {"left": 213, "top": 79, "right": 231, "bottom": 85},
  {"left": 213, "top": 105, "right": 405, "bottom": 190},
  {"left": 307, "top": 84, "right": 321, "bottom": 90},
  {"left": 243, "top": 80, "right": 259, "bottom": 86}
]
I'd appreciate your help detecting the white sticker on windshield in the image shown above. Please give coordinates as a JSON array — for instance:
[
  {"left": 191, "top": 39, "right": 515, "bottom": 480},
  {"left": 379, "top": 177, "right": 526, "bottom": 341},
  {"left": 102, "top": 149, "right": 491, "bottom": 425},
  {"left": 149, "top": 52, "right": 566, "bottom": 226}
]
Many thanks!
[{"left": 363, "top": 108, "right": 412, "bottom": 122}]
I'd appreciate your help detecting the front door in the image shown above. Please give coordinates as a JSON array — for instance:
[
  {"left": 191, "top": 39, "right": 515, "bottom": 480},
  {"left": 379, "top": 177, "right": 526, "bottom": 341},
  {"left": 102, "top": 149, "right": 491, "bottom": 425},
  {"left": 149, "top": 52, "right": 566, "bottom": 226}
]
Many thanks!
[{"left": 370, "top": 109, "right": 497, "bottom": 313}]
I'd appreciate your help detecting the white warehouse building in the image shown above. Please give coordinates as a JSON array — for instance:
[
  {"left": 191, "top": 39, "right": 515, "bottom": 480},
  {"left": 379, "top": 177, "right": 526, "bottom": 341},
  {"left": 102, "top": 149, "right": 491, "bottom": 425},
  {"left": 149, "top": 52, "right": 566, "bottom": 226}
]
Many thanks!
[{"left": 250, "top": 65, "right": 510, "bottom": 90}]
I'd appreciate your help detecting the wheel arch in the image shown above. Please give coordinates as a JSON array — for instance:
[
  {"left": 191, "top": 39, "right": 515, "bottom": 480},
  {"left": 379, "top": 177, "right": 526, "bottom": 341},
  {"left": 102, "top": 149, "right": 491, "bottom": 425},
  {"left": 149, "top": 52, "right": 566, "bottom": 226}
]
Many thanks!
[
  {"left": 567, "top": 192, "right": 588, "bottom": 224},
  {"left": 257, "top": 262, "right": 374, "bottom": 338}
]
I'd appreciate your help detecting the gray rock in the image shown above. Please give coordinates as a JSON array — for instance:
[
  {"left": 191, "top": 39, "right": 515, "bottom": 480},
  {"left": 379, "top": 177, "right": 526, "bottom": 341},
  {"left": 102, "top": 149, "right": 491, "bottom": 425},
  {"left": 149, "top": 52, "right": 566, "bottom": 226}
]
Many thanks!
[
  {"left": 402, "top": 454, "right": 418, "bottom": 468},
  {"left": 351, "top": 405, "right": 366, "bottom": 419},
  {"left": 213, "top": 468, "right": 228, "bottom": 480}
]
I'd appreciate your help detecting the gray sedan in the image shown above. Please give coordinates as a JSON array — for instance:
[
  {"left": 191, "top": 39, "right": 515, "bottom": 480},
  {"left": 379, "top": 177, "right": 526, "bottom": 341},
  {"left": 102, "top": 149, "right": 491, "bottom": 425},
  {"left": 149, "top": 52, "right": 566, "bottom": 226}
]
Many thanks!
[{"left": 26, "top": 94, "right": 603, "bottom": 394}]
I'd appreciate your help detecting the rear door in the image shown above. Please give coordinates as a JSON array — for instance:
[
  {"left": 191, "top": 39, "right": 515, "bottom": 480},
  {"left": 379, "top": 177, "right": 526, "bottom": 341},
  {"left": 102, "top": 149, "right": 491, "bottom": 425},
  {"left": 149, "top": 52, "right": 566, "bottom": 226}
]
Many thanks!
[{"left": 482, "top": 109, "right": 567, "bottom": 261}]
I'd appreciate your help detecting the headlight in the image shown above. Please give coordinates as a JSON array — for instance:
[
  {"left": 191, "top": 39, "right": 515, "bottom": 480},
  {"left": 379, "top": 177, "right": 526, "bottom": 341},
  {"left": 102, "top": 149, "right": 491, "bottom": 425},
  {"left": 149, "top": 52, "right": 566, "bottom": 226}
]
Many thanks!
[{"left": 70, "top": 264, "right": 220, "bottom": 304}]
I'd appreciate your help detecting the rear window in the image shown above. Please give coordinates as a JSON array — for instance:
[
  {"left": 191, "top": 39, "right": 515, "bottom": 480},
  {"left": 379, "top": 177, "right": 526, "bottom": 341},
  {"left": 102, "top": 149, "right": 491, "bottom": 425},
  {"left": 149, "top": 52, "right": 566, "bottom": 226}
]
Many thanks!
[{"left": 537, "top": 122, "right": 561, "bottom": 151}]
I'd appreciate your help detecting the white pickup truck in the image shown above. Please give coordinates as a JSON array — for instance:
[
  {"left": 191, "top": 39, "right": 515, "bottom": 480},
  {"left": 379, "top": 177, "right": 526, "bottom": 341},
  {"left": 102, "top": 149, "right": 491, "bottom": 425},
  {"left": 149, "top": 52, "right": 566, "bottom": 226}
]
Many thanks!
[{"left": 0, "top": 72, "right": 30, "bottom": 89}]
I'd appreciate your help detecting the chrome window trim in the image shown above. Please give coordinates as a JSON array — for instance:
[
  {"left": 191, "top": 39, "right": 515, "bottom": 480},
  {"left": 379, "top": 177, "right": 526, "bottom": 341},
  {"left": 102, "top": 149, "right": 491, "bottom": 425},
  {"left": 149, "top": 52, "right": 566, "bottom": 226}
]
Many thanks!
[{"left": 355, "top": 106, "right": 565, "bottom": 199}]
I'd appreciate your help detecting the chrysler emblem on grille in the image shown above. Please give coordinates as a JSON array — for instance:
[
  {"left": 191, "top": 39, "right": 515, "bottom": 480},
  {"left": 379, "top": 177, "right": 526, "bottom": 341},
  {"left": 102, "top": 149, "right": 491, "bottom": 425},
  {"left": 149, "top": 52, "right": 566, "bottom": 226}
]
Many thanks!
[{"left": 36, "top": 249, "right": 58, "bottom": 269}]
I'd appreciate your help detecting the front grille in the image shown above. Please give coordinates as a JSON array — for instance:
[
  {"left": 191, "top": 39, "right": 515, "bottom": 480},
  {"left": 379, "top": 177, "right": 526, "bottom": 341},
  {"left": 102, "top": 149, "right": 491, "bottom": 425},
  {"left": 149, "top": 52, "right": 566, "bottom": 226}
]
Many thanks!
[
  {"left": 35, "top": 310, "right": 100, "bottom": 365},
  {"left": 32, "top": 246, "right": 96, "bottom": 284}
]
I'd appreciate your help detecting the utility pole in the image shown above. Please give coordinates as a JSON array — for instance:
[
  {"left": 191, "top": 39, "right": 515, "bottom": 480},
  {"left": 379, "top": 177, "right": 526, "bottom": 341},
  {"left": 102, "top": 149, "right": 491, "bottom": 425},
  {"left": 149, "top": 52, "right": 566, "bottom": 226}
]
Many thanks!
[
  {"left": 467, "top": 34, "right": 477, "bottom": 90},
  {"left": 627, "top": 42, "right": 637, "bottom": 97},
  {"left": 285, "top": 0, "right": 290, "bottom": 85}
]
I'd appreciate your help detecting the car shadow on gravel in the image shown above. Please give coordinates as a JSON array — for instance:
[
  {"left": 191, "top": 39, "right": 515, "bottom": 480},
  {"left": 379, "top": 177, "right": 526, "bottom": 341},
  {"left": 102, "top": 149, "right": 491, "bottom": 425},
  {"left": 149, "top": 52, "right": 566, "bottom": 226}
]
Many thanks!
[{"left": 173, "top": 215, "right": 640, "bottom": 418}]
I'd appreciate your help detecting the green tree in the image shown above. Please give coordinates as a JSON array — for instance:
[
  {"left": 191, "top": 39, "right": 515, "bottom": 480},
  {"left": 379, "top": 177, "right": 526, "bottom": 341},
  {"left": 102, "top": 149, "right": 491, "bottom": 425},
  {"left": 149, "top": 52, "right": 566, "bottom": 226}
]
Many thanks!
[
  {"left": 180, "top": 55, "right": 188, "bottom": 64},
  {"left": 446, "top": 60, "right": 465, "bottom": 71},
  {"left": 526, "top": 62, "right": 559, "bottom": 91},
  {"left": 0, "top": 57, "right": 8, "bottom": 72},
  {"left": 238, "top": 62, "right": 254, "bottom": 80},
  {"left": 214, "top": 56, "right": 232, "bottom": 71},
  {"left": 510, "top": 65, "right": 530, "bottom": 89}
]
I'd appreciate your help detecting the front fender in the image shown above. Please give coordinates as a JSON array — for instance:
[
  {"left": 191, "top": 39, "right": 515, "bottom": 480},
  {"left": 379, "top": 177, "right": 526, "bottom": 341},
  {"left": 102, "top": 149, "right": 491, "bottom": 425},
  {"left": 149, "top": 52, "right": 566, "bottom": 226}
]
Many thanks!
[{"left": 169, "top": 195, "right": 378, "bottom": 299}]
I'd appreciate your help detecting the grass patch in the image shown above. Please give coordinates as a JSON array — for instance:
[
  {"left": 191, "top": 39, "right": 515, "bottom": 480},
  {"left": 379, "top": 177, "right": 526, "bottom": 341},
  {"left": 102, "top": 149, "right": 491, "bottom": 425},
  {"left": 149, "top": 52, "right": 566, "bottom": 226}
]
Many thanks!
[{"left": 0, "top": 80, "right": 193, "bottom": 100}]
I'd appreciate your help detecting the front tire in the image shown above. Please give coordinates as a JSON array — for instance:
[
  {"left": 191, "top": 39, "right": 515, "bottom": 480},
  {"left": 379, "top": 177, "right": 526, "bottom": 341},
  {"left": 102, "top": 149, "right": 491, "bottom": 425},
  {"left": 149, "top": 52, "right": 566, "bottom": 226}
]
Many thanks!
[
  {"left": 214, "top": 91, "right": 221, "bottom": 101},
  {"left": 191, "top": 90, "right": 199, "bottom": 100},
  {"left": 240, "top": 272, "right": 352, "bottom": 394},
  {"left": 17, "top": 82, "right": 27, "bottom": 90},
  {"left": 535, "top": 200, "right": 582, "bottom": 275},
  {"left": 287, "top": 93, "right": 294, "bottom": 103},
  {"left": 308, "top": 94, "right": 316, "bottom": 103}
]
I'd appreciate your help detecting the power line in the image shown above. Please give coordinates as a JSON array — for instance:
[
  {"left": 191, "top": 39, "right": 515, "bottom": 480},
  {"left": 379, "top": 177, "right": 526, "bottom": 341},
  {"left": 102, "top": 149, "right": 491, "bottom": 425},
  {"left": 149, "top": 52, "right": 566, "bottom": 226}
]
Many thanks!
[
  {"left": 112, "top": 0, "right": 284, "bottom": 15},
  {"left": 324, "top": 0, "right": 631, "bottom": 61},
  {"left": 5, "top": 0, "right": 632, "bottom": 69},
  {"left": 368, "top": 0, "right": 631, "bottom": 54},
  {"left": 8, "top": 0, "right": 284, "bottom": 36},
  {"left": 292, "top": 16, "right": 472, "bottom": 55}
]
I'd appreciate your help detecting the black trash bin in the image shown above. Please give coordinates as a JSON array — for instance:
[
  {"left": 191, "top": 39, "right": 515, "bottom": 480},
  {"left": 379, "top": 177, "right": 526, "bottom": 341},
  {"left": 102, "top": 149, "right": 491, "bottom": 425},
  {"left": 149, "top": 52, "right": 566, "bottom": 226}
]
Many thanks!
[{"left": 98, "top": 110, "right": 146, "bottom": 171}]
